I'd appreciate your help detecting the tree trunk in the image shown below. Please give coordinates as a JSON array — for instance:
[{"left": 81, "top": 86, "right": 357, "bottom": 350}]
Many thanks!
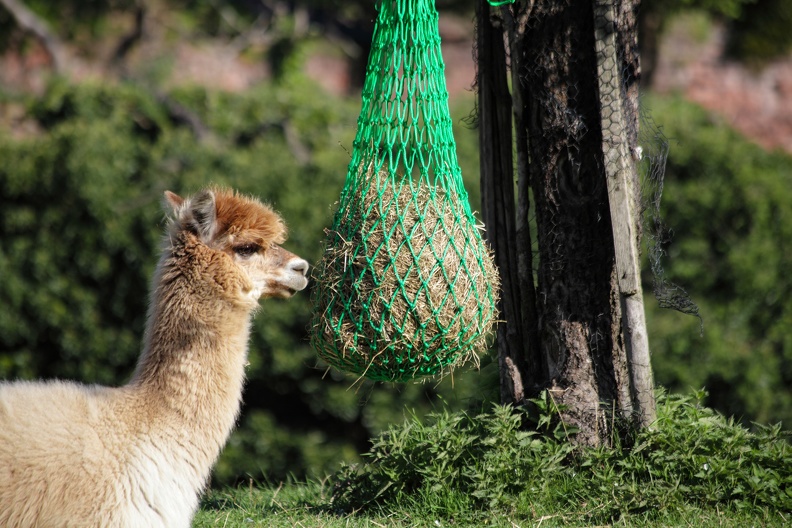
[
  {"left": 477, "top": 0, "right": 650, "bottom": 446},
  {"left": 476, "top": 0, "right": 529, "bottom": 405},
  {"left": 637, "top": 8, "right": 662, "bottom": 88},
  {"left": 594, "top": 0, "right": 656, "bottom": 427}
]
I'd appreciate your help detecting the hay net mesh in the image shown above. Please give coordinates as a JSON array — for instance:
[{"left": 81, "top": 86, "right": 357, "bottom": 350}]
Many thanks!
[{"left": 310, "top": 0, "right": 500, "bottom": 382}]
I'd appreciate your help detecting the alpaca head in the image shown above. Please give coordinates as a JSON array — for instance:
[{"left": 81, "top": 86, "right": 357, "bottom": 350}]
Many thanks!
[{"left": 164, "top": 186, "right": 309, "bottom": 303}]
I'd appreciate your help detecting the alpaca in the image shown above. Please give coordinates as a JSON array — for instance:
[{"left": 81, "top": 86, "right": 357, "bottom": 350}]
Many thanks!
[{"left": 0, "top": 186, "right": 309, "bottom": 527}]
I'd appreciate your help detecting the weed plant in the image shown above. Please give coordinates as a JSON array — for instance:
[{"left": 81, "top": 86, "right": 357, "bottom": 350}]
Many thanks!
[{"left": 329, "top": 389, "right": 792, "bottom": 525}]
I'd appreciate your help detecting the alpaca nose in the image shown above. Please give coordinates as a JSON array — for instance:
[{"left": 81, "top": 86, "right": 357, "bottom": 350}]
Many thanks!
[{"left": 289, "top": 258, "right": 309, "bottom": 277}]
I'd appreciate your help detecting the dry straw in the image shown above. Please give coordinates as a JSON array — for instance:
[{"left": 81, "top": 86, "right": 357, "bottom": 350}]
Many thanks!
[{"left": 311, "top": 166, "right": 500, "bottom": 382}]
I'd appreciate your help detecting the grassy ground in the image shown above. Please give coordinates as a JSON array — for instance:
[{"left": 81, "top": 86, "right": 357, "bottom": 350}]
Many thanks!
[
  {"left": 195, "top": 391, "right": 792, "bottom": 527},
  {"left": 194, "top": 481, "right": 789, "bottom": 527}
]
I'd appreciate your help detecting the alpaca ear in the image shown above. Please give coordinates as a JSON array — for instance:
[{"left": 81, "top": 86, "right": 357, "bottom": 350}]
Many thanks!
[
  {"left": 189, "top": 189, "right": 218, "bottom": 242},
  {"left": 164, "top": 191, "right": 184, "bottom": 213}
]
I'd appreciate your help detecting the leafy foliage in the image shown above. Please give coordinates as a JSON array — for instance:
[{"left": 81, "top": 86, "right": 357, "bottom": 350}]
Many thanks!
[
  {"left": 0, "top": 77, "right": 489, "bottom": 486},
  {"left": 726, "top": 0, "right": 792, "bottom": 63},
  {"left": 2, "top": 77, "right": 792, "bottom": 490},
  {"left": 332, "top": 400, "right": 575, "bottom": 512},
  {"left": 642, "top": 0, "right": 754, "bottom": 20},
  {"left": 329, "top": 390, "right": 792, "bottom": 524},
  {"left": 643, "top": 94, "right": 792, "bottom": 427}
]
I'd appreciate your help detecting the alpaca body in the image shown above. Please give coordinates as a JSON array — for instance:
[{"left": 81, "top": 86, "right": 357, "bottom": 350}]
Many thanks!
[
  {"left": 0, "top": 382, "right": 201, "bottom": 527},
  {"left": 0, "top": 187, "right": 308, "bottom": 527}
]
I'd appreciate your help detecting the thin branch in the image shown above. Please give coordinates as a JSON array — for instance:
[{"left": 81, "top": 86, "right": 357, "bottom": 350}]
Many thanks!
[
  {"left": 111, "top": 2, "right": 146, "bottom": 67},
  {"left": 0, "top": 0, "right": 68, "bottom": 73},
  {"left": 157, "top": 94, "right": 214, "bottom": 143}
]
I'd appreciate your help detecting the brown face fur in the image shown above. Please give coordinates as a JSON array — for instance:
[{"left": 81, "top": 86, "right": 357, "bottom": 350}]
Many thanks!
[{"left": 165, "top": 186, "right": 309, "bottom": 302}]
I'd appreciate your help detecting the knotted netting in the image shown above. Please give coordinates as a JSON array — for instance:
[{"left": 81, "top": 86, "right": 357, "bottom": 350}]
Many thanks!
[{"left": 310, "top": 0, "right": 500, "bottom": 382}]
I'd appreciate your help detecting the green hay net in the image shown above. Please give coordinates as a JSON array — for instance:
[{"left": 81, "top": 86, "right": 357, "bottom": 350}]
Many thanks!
[{"left": 310, "top": 0, "right": 500, "bottom": 382}]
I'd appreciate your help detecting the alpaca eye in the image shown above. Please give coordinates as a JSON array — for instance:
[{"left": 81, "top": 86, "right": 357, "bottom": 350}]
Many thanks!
[{"left": 233, "top": 244, "right": 260, "bottom": 258}]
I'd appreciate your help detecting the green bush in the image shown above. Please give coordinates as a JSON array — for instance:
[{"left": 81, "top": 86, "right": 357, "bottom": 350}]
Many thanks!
[
  {"left": 331, "top": 391, "right": 792, "bottom": 523},
  {"left": 331, "top": 393, "right": 576, "bottom": 512},
  {"left": 0, "top": 77, "right": 489, "bottom": 486},
  {"left": 644, "top": 94, "right": 792, "bottom": 428},
  {"left": 726, "top": 0, "right": 792, "bottom": 63},
  {"left": 4, "top": 77, "right": 789, "bottom": 487}
]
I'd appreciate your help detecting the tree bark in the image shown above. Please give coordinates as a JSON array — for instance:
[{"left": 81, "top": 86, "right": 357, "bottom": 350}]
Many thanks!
[
  {"left": 476, "top": 0, "right": 529, "bottom": 405},
  {"left": 502, "top": 2, "right": 543, "bottom": 394},
  {"left": 521, "top": 0, "right": 633, "bottom": 447},
  {"left": 594, "top": 0, "right": 655, "bottom": 427},
  {"left": 477, "top": 0, "right": 651, "bottom": 446}
]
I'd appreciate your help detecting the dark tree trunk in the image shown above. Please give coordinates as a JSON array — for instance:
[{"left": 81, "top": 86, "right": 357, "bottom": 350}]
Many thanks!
[
  {"left": 477, "top": 0, "right": 648, "bottom": 446},
  {"left": 476, "top": 0, "right": 530, "bottom": 405},
  {"left": 637, "top": 8, "right": 662, "bottom": 88},
  {"left": 519, "top": 0, "right": 631, "bottom": 446}
]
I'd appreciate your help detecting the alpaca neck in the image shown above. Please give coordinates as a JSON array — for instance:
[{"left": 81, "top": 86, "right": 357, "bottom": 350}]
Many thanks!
[{"left": 130, "top": 237, "right": 253, "bottom": 462}]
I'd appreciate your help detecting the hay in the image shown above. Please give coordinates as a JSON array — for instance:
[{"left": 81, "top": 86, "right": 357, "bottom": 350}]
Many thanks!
[{"left": 310, "top": 167, "right": 500, "bottom": 382}]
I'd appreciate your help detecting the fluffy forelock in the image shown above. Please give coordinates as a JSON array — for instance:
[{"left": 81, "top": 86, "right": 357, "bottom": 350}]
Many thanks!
[{"left": 210, "top": 186, "right": 287, "bottom": 245}]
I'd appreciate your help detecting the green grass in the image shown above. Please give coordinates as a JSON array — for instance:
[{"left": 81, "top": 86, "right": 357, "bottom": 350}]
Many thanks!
[
  {"left": 194, "top": 483, "right": 788, "bottom": 527},
  {"left": 195, "top": 390, "right": 792, "bottom": 527}
]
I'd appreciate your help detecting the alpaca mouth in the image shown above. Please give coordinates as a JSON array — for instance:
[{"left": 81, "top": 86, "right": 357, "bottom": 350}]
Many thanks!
[
  {"left": 250, "top": 275, "right": 307, "bottom": 300},
  {"left": 287, "top": 275, "right": 309, "bottom": 293},
  {"left": 268, "top": 281, "right": 306, "bottom": 299},
  {"left": 269, "top": 287, "right": 297, "bottom": 300}
]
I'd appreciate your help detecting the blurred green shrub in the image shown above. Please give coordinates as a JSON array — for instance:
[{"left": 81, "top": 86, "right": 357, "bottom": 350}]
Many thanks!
[
  {"left": 644, "top": 94, "right": 792, "bottom": 428},
  {"left": 0, "top": 77, "right": 490, "bottom": 486},
  {"left": 4, "top": 76, "right": 788, "bottom": 486},
  {"left": 726, "top": 0, "right": 792, "bottom": 64}
]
